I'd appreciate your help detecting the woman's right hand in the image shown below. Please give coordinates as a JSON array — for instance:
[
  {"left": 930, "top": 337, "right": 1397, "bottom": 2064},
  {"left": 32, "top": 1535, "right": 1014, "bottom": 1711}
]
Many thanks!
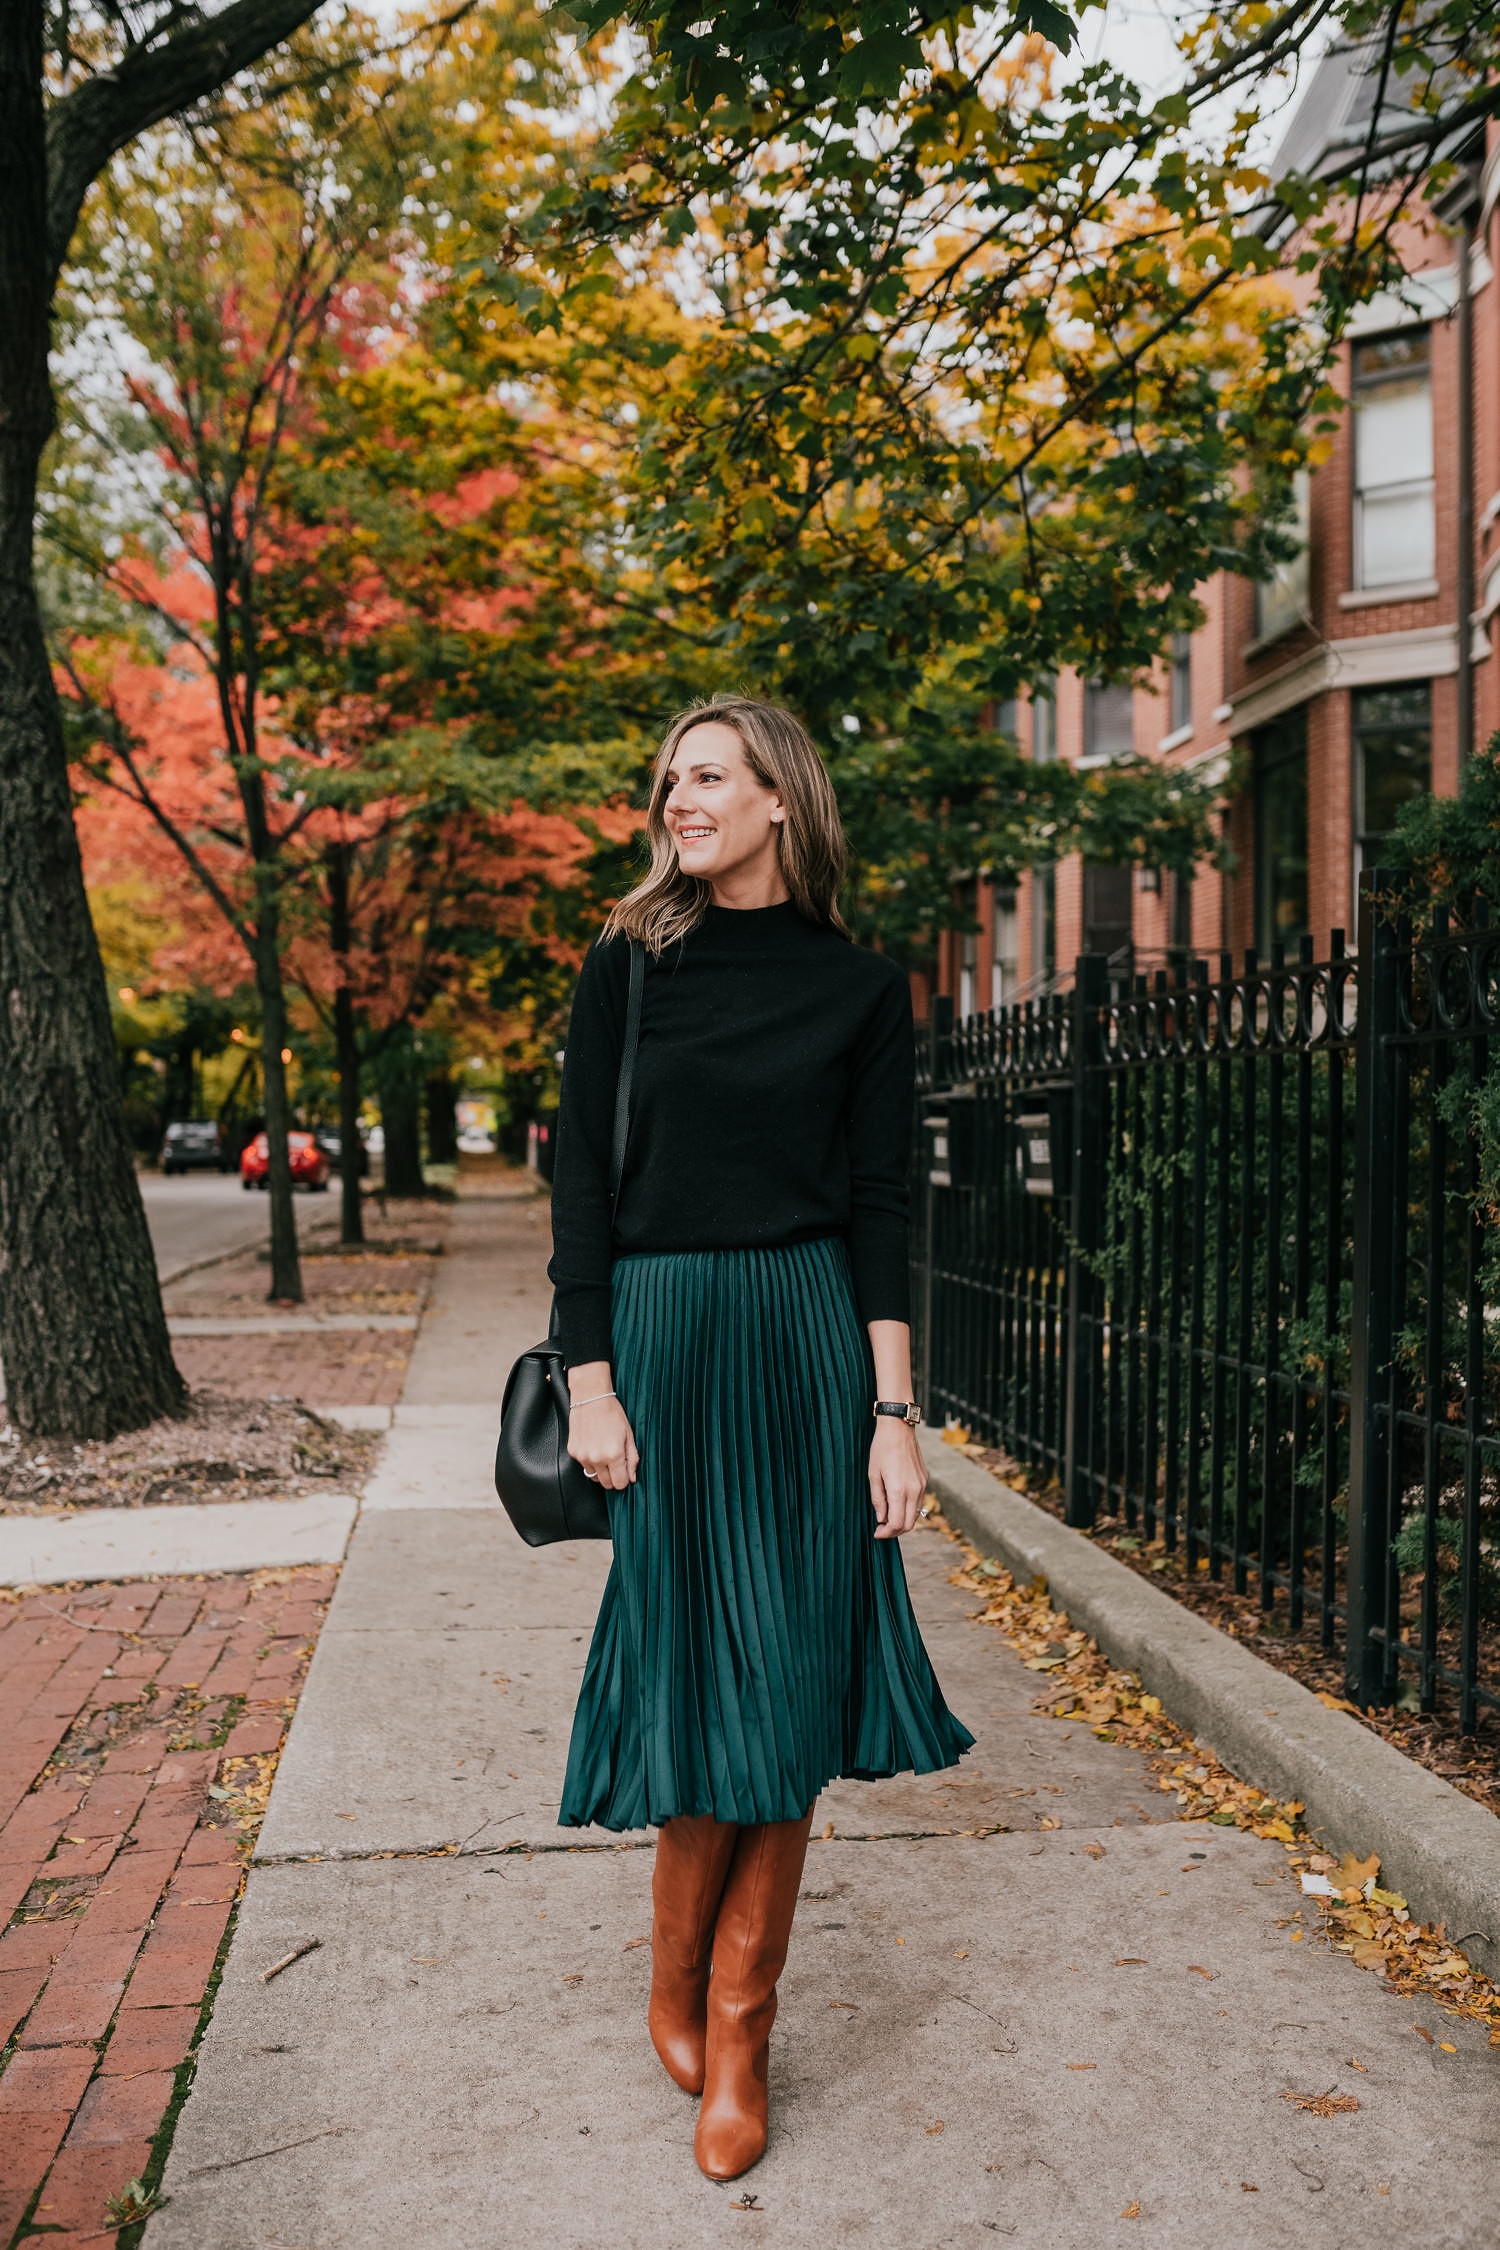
[{"left": 566, "top": 1376, "right": 639, "bottom": 1491}]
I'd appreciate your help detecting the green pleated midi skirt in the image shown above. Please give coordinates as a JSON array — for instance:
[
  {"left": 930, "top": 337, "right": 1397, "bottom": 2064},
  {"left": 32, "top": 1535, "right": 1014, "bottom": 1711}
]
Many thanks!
[{"left": 558, "top": 1235, "right": 975, "bottom": 1831}]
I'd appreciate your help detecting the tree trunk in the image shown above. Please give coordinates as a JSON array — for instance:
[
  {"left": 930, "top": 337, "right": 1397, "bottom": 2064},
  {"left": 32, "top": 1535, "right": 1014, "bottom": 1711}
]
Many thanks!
[
  {"left": 251, "top": 897, "right": 302, "bottom": 1301},
  {"left": 377, "top": 1026, "right": 425, "bottom": 1199},
  {"left": 326, "top": 844, "right": 364, "bottom": 1248},
  {"left": 425, "top": 1068, "right": 458, "bottom": 1165},
  {"left": 0, "top": 4, "right": 184, "bottom": 1437}
]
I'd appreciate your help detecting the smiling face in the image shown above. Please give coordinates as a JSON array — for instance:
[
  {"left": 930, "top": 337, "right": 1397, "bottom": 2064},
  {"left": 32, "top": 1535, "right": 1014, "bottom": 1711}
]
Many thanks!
[{"left": 660, "top": 721, "right": 787, "bottom": 899}]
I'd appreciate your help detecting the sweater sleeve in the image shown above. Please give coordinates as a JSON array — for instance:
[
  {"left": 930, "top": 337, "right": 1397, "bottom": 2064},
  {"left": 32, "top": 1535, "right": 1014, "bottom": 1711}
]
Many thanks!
[
  {"left": 845, "top": 966, "right": 914, "bottom": 1328},
  {"left": 547, "top": 937, "right": 630, "bottom": 1368}
]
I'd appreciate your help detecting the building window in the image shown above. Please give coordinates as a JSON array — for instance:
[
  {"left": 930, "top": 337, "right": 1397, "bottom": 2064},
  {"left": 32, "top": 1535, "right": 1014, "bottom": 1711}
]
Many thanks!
[
  {"left": 1352, "top": 330, "right": 1434, "bottom": 589},
  {"left": 991, "top": 885, "right": 1019, "bottom": 1008},
  {"left": 1082, "top": 683, "right": 1135, "bottom": 766},
  {"left": 991, "top": 697, "right": 1019, "bottom": 738},
  {"left": 1353, "top": 682, "right": 1431, "bottom": 882},
  {"left": 1030, "top": 683, "right": 1056, "bottom": 762},
  {"left": 1082, "top": 861, "right": 1133, "bottom": 965},
  {"left": 1252, "top": 707, "right": 1309, "bottom": 955},
  {"left": 1169, "top": 633, "right": 1193, "bottom": 733},
  {"left": 1254, "top": 467, "right": 1311, "bottom": 643}
]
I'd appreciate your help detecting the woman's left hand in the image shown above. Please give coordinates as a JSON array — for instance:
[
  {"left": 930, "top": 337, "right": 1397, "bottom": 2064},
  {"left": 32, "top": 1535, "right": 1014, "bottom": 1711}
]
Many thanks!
[{"left": 868, "top": 1417, "right": 929, "bottom": 1540}]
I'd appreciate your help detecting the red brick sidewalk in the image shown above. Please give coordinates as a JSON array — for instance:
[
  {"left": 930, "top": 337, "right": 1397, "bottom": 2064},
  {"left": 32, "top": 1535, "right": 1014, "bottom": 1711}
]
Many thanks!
[{"left": 0, "top": 1568, "right": 335, "bottom": 2247}]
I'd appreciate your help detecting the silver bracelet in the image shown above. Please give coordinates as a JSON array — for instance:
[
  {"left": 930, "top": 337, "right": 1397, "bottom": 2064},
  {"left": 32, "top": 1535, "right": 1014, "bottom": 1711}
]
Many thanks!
[{"left": 568, "top": 1390, "right": 617, "bottom": 1412}]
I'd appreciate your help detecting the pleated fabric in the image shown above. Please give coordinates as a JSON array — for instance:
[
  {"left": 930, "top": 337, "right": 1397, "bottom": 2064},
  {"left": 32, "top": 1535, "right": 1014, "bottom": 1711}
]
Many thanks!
[{"left": 558, "top": 1236, "right": 975, "bottom": 1831}]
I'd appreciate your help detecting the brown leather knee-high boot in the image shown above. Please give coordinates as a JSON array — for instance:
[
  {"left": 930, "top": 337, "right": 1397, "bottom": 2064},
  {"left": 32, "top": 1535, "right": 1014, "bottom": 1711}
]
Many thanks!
[
  {"left": 693, "top": 1809, "right": 815, "bottom": 2181},
  {"left": 649, "top": 1815, "right": 740, "bottom": 2093}
]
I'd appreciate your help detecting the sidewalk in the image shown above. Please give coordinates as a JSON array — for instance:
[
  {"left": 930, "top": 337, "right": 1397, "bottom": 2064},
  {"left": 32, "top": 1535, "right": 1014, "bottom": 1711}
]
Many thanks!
[{"left": 145, "top": 1200, "right": 1499, "bottom": 2249}]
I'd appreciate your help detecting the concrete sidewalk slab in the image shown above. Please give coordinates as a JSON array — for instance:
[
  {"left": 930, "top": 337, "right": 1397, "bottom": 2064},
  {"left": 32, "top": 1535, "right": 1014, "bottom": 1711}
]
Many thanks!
[
  {"left": 147, "top": 1828, "right": 1496, "bottom": 2250},
  {"left": 322, "top": 1404, "right": 393, "bottom": 1431},
  {"left": 360, "top": 1406, "right": 499, "bottom": 1512},
  {"left": 0, "top": 1492, "right": 359, "bottom": 1587},
  {"left": 253, "top": 1518, "right": 1155, "bottom": 1860},
  {"left": 923, "top": 1434, "right": 1500, "bottom": 1980},
  {"left": 400, "top": 1194, "right": 553, "bottom": 1408},
  {"left": 319, "top": 1506, "right": 611, "bottom": 1632},
  {"left": 252, "top": 1619, "right": 631, "bottom": 1858}
]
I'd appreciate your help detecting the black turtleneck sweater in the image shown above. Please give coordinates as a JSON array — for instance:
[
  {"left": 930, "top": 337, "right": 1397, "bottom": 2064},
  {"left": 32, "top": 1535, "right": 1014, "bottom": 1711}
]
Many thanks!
[{"left": 547, "top": 900, "right": 914, "bottom": 1368}]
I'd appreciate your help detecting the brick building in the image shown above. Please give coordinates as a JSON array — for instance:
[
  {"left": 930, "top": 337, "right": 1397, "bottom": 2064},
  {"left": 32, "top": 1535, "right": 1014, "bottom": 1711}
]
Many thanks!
[{"left": 935, "top": 68, "right": 1500, "bottom": 1014}]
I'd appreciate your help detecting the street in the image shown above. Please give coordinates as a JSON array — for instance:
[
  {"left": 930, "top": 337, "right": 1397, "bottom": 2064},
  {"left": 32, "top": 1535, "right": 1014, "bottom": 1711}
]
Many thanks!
[{"left": 139, "top": 1170, "right": 294, "bottom": 1282}]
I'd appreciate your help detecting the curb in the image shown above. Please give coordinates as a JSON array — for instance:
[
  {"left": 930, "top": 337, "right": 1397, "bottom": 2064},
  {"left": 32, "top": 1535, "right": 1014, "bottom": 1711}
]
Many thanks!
[{"left": 920, "top": 1431, "right": 1500, "bottom": 1979}]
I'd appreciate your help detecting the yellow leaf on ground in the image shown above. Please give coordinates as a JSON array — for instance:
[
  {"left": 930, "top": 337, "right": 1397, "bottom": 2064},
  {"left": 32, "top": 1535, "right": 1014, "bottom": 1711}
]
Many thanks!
[
  {"left": 1315, "top": 1691, "right": 1361, "bottom": 1714},
  {"left": 1121, "top": 2201, "right": 1141, "bottom": 2218},
  {"left": 1336, "top": 1850, "right": 1380, "bottom": 1892}
]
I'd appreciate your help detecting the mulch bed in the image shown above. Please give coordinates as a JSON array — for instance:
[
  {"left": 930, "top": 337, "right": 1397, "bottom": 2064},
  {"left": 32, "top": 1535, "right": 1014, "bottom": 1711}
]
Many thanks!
[
  {"left": 0, "top": 1564, "right": 337, "bottom": 2247},
  {"left": 0, "top": 1400, "right": 377, "bottom": 1520},
  {"left": 952, "top": 1439, "right": 1500, "bottom": 1823}
]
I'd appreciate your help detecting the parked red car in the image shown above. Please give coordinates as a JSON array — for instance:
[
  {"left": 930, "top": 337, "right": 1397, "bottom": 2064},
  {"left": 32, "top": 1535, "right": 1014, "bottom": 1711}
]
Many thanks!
[{"left": 239, "top": 1131, "right": 331, "bottom": 1192}]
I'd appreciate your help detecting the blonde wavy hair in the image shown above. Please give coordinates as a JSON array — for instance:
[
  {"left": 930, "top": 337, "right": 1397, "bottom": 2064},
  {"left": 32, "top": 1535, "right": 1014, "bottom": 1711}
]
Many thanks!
[{"left": 603, "top": 696, "right": 850, "bottom": 954}]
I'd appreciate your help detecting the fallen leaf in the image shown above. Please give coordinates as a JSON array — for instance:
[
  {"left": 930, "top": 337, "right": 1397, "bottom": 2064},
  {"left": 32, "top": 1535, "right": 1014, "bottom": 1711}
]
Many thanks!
[
  {"left": 1115, "top": 1959, "right": 1147, "bottom": 1967},
  {"left": 1346, "top": 2058, "right": 1367, "bottom": 2072},
  {"left": 941, "top": 1421, "right": 972, "bottom": 1447},
  {"left": 1241, "top": 2182, "right": 1259, "bottom": 2192},
  {"left": 954, "top": 1950, "right": 969, "bottom": 1959},
  {"left": 925, "top": 2121, "right": 945, "bottom": 2135},
  {"left": 1279, "top": 2089, "right": 1360, "bottom": 2117},
  {"left": 895, "top": 1935, "right": 905, "bottom": 1946},
  {"left": 1187, "top": 1965, "right": 1216, "bottom": 1980},
  {"left": 1083, "top": 1843, "right": 1106, "bottom": 1861},
  {"left": 1066, "top": 2063, "right": 1097, "bottom": 2071},
  {"left": 1439, "top": 2042, "right": 1458, "bottom": 2053},
  {"left": 1120, "top": 2201, "right": 1141, "bottom": 2218},
  {"left": 823, "top": 1821, "right": 834, "bottom": 1839},
  {"left": 1335, "top": 1850, "right": 1380, "bottom": 1893},
  {"left": 1413, "top": 2025, "right": 1435, "bottom": 2044},
  {"left": 622, "top": 1935, "right": 648, "bottom": 1951},
  {"left": 1315, "top": 1691, "right": 1361, "bottom": 1714},
  {"left": 829, "top": 1999, "right": 859, "bottom": 2010}
]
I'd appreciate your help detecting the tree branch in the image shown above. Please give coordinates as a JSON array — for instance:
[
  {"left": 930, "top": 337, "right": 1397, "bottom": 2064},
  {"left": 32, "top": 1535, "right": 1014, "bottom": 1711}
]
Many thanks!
[{"left": 45, "top": 0, "right": 322, "bottom": 286}]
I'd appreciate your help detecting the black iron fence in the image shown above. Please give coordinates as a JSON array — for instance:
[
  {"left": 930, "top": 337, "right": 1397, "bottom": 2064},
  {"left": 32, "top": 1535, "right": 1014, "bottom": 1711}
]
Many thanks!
[{"left": 912, "top": 879, "right": 1500, "bottom": 1731}]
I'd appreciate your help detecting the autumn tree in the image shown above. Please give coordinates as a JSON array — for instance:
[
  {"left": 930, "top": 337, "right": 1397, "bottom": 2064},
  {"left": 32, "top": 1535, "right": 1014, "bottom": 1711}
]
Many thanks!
[
  {"left": 55, "top": 14, "right": 567, "bottom": 1296},
  {"left": 488, "top": 0, "right": 1500, "bottom": 946},
  {"left": 0, "top": 0, "right": 488, "bottom": 1435}
]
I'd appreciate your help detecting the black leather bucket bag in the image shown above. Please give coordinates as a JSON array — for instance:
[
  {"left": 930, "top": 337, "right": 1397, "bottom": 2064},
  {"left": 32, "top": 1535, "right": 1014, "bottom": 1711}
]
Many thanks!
[{"left": 493, "top": 940, "right": 643, "bottom": 1545}]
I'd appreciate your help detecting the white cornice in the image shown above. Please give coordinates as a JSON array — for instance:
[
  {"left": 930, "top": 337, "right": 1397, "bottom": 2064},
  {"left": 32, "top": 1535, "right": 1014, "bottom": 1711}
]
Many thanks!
[
  {"left": 1226, "top": 624, "right": 1460, "bottom": 733},
  {"left": 1346, "top": 254, "right": 1493, "bottom": 338}
]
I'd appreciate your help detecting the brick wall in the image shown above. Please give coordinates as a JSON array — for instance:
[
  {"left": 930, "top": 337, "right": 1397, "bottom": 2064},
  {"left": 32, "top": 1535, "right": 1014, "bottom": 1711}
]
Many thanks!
[{"left": 944, "top": 141, "right": 1500, "bottom": 1016}]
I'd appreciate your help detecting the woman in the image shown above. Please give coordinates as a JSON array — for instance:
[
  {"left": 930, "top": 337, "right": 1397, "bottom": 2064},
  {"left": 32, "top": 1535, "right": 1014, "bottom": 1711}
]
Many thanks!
[{"left": 549, "top": 695, "right": 973, "bottom": 2182}]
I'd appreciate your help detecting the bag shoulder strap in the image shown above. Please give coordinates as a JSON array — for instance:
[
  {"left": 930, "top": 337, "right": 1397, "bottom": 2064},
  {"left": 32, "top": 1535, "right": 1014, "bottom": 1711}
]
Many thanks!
[{"left": 607, "top": 939, "right": 645, "bottom": 1215}]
